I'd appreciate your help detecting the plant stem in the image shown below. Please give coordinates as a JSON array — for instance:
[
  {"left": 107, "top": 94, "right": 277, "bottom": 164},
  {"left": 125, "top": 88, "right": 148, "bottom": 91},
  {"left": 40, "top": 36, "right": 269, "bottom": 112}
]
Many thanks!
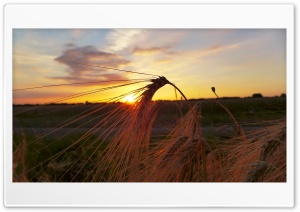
[{"left": 168, "top": 81, "right": 207, "bottom": 181}]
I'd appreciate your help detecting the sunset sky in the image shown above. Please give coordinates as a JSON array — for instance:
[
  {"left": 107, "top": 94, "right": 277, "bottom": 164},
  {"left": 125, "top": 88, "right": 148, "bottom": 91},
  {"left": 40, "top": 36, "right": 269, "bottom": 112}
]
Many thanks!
[{"left": 13, "top": 29, "right": 286, "bottom": 104}]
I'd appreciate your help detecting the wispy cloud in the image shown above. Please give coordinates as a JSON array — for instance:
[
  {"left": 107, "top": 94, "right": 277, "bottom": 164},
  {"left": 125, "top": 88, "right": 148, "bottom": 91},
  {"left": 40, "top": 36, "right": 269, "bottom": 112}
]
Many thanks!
[
  {"left": 174, "top": 42, "right": 244, "bottom": 59},
  {"left": 104, "top": 29, "right": 187, "bottom": 54},
  {"left": 64, "top": 42, "right": 76, "bottom": 48},
  {"left": 200, "top": 43, "right": 242, "bottom": 55},
  {"left": 132, "top": 46, "right": 171, "bottom": 55},
  {"left": 154, "top": 58, "right": 172, "bottom": 65},
  {"left": 105, "top": 29, "right": 143, "bottom": 53},
  {"left": 71, "top": 29, "right": 84, "bottom": 37}
]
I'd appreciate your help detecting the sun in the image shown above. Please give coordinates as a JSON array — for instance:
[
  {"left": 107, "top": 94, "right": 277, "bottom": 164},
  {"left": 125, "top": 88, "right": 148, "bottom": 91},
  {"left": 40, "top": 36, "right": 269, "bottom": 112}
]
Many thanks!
[{"left": 122, "top": 94, "right": 136, "bottom": 104}]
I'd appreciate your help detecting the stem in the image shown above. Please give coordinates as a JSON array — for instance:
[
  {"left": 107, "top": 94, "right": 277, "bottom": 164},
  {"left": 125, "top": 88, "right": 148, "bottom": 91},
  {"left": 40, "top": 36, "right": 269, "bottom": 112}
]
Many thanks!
[
  {"left": 213, "top": 91, "right": 219, "bottom": 99},
  {"left": 167, "top": 82, "right": 188, "bottom": 101},
  {"left": 212, "top": 89, "right": 247, "bottom": 143},
  {"left": 168, "top": 81, "right": 207, "bottom": 181},
  {"left": 213, "top": 100, "right": 247, "bottom": 143}
]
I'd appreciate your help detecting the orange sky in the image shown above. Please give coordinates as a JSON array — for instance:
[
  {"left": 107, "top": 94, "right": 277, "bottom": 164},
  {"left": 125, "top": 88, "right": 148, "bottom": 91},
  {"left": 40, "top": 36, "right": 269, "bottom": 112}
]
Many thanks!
[{"left": 13, "top": 29, "right": 286, "bottom": 104}]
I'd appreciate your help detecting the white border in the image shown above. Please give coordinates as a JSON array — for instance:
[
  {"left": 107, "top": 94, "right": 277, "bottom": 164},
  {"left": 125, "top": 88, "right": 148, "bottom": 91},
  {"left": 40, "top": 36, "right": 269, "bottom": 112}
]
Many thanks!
[{"left": 4, "top": 4, "right": 294, "bottom": 207}]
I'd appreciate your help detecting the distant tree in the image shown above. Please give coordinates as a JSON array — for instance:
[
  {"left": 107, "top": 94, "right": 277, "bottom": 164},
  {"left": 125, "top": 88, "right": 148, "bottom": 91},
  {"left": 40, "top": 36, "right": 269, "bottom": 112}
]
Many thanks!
[
  {"left": 280, "top": 93, "right": 286, "bottom": 97},
  {"left": 252, "top": 93, "right": 263, "bottom": 98}
]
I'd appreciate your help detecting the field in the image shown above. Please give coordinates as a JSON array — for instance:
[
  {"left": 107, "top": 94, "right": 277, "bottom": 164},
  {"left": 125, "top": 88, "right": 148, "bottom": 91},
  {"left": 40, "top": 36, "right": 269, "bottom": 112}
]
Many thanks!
[
  {"left": 11, "top": 28, "right": 287, "bottom": 183},
  {"left": 13, "top": 95, "right": 286, "bottom": 182}
]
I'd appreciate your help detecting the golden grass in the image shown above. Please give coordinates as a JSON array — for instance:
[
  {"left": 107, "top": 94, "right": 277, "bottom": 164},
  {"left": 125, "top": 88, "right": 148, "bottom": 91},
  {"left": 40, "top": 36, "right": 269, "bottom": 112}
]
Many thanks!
[
  {"left": 219, "top": 122, "right": 286, "bottom": 182},
  {"left": 13, "top": 135, "right": 28, "bottom": 182},
  {"left": 13, "top": 77, "right": 287, "bottom": 182}
]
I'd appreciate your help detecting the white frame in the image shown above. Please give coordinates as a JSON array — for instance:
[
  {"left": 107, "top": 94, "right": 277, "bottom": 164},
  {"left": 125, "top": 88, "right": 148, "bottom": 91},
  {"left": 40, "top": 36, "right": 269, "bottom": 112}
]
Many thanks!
[{"left": 4, "top": 4, "right": 294, "bottom": 207}]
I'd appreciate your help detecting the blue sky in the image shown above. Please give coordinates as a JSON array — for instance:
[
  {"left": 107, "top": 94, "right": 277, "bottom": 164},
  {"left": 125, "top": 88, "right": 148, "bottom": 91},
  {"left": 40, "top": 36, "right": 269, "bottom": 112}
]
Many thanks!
[{"left": 13, "top": 29, "right": 286, "bottom": 104}]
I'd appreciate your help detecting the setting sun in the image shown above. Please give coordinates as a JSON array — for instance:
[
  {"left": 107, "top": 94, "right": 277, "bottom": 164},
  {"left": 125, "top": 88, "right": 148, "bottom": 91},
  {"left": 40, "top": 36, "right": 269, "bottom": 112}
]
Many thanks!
[{"left": 122, "top": 94, "right": 137, "bottom": 104}]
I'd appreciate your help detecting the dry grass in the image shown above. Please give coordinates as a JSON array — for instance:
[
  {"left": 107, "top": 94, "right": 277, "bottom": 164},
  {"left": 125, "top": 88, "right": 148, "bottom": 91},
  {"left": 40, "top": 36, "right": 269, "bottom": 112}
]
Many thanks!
[
  {"left": 91, "top": 76, "right": 175, "bottom": 181},
  {"left": 218, "top": 122, "right": 286, "bottom": 182},
  {"left": 13, "top": 76, "right": 287, "bottom": 182},
  {"left": 13, "top": 135, "right": 28, "bottom": 182},
  {"left": 139, "top": 103, "right": 207, "bottom": 182}
]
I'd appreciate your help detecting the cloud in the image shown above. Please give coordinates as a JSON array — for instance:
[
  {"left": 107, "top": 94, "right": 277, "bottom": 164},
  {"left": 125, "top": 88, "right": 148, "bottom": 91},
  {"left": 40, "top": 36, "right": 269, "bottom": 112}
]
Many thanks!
[
  {"left": 71, "top": 29, "right": 84, "bottom": 37},
  {"left": 105, "top": 29, "right": 143, "bottom": 53},
  {"left": 175, "top": 42, "right": 244, "bottom": 59},
  {"left": 64, "top": 42, "right": 76, "bottom": 48},
  {"left": 132, "top": 46, "right": 170, "bottom": 55},
  {"left": 200, "top": 43, "right": 242, "bottom": 55},
  {"left": 154, "top": 58, "right": 172, "bottom": 65},
  {"left": 54, "top": 45, "right": 131, "bottom": 84},
  {"left": 104, "top": 29, "right": 186, "bottom": 53},
  {"left": 139, "top": 29, "right": 187, "bottom": 49},
  {"left": 51, "top": 73, "right": 130, "bottom": 82}
]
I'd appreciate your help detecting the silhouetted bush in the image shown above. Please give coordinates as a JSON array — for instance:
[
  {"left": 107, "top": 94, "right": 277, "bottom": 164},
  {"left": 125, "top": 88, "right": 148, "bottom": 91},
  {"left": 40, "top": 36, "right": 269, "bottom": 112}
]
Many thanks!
[
  {"left": 280, "top": 93, "right": 286, "bottom": 97},
  {"left": 252, "top": 93, "right": 263, "bottom": 98}
]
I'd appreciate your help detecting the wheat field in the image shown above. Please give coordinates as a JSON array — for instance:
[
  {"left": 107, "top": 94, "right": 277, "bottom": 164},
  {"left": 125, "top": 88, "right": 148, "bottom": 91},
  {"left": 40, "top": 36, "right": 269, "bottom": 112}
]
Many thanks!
[{"left": 13, "top": 75, "right": 286, "bottom": 182}]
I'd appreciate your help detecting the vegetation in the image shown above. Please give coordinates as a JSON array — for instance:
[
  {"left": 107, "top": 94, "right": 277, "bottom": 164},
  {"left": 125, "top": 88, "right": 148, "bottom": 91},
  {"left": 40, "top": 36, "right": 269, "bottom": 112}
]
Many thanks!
[
  {"left": 13, "top": 76, "right": 286, "bottom": 182},
  {"left": 252, "top": 93, "right": 263, "bottom": 98}
]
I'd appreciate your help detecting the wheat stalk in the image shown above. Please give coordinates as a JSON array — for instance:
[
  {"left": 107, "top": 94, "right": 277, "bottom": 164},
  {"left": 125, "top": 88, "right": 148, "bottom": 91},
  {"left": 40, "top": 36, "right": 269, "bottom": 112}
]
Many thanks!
[
  {"left": 13, "top": 136, "right": 28, "bottom": 182},
  {"left": 246, "top": 161, "right": 270, "bottom": 182},
  {"left": 139, "top": 102, "right": 214, "bottom": 182},
  {"left": 211, "top": 87, "right": 247, "bottom": 143},
  {"left": 220, "top": 121, "right": 286, "bottom": 182},
  {"left": 92, "top": 76, "right": 195, "bottom": 182},
  {"left": 260, "top": 139, "right": 283, "bottom": 161}
]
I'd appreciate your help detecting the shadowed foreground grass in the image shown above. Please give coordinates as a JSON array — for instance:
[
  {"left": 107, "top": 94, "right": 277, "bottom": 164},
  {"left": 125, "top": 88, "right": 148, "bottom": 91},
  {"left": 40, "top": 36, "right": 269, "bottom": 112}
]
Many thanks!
[{"left": 13, "top": 78, "right": 286, "bottom": 182}]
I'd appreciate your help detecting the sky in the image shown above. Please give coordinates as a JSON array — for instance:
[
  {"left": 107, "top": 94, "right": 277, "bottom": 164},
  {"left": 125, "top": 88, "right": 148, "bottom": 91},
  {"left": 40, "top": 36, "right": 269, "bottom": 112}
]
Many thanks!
[{"left": 13, "top": 29, "right": 286, "bottom": 104}]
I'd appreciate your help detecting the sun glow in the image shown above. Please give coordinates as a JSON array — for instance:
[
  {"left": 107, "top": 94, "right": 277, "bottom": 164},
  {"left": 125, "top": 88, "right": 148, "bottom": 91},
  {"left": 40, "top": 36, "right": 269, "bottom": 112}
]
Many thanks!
[{"left": 122, "top": 94, "right": 137, "bottom": 104}]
